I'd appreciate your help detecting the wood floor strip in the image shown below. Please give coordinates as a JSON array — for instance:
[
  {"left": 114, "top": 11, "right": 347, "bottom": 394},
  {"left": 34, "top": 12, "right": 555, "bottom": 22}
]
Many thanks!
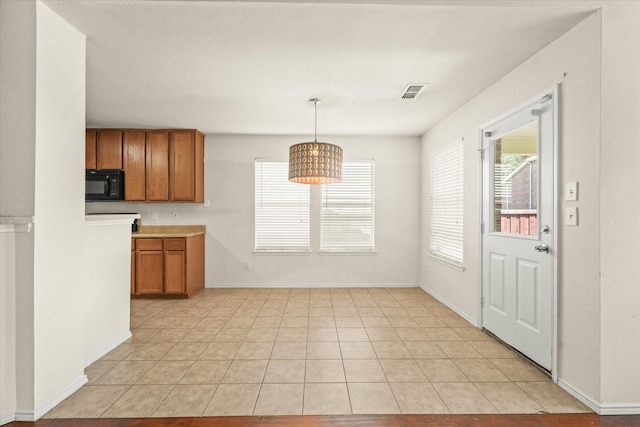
[{"left": 6, "top": 414, "right": 640, "bottom": 427}]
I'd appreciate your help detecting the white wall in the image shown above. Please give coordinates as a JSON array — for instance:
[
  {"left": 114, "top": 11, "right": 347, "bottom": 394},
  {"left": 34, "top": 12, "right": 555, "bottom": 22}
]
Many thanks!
[
  {"left": 423, "top": 9, "right": 602, "bottom": 397},
  {"left": 421, "top": 3, "right": 640, "bottom": 413},
  {"left": 0, "top": 1, "right": 87, "bottom": 422},
  {"left": 83, "top": 216, "right": 136, "bottom": 366},
  {"left": 31, "top": 0, "right": 87, "bottom": 416},
  {"left": 0, "top": 227, "right": 18, "bottom": 424},
  {"left": 0, "top": 1, "right": 38, "bottom": 422},
  {"left": 598, "top": 2, "right": 640, "bottom": 410},
  {"left": 87, "top": 134, "right": 422, "bottom": 287},
  {"left": 0, "top": 0, "right": 36, "bottom": 217}
]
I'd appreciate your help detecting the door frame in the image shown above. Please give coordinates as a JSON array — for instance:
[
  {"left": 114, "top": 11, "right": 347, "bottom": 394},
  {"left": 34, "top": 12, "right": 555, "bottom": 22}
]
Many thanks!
[{"left": 477, "top": 85, "right": 559, "bottom": 382}]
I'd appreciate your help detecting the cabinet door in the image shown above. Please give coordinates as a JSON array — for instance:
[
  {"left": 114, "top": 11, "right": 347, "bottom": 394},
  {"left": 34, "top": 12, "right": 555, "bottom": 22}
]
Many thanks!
[
  {"left": 146, "top": 131, "right": 170, "bottom": 201},
  {"left": 170, "top": 131, "right": 195, "bottom": 201},
  {"left": 123, "top": 131, "right": 146, "bottom": 201},
  {"left": 164, "top": 250, "right": 186, "bottom": 294},
  {"left": 97, "top": 130, "right": 123, "bottom": 169},
  {"left": 136, "top": 250, "right": 163, "bottom": 294},
  {"left": 86, "top": 130, "right": 97, "bottom": 169}
]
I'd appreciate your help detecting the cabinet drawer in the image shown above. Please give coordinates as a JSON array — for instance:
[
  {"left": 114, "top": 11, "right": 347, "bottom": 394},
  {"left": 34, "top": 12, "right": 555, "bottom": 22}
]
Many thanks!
[
  {"left": 131, "top": 239, "right": 136, "bottom": 251},
  {"left": 136, "top": 238, "right": 163, "bottom": 251},
  {"left": 164, "top": 238, "right": 186, "bottom": 251}
]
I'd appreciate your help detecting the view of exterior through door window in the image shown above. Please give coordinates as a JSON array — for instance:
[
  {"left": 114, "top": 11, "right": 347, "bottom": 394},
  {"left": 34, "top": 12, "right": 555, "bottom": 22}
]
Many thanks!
[{"left": 492, "top": 122, "right": 538, "bottom": 236}]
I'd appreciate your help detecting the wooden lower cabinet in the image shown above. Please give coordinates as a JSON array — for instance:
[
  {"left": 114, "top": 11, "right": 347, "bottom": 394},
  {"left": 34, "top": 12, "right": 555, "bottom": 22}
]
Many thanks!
[
  {"left": 164, "top": 250, "right": 186, "bottom": 294},
  {"left": 136, "top": 251, "right": 164, "bottom": 294},
  {"left": 132, "top": 235, "right": 204, "bottom": 298}
]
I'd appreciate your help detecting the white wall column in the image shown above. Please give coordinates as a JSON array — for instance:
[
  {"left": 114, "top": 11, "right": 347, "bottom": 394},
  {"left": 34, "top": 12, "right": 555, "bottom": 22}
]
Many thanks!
[
  {"left": 598, "top": 1, "right": 640, "bottom": 412},
  {"left": 0, "top": 0, "right": 87, "bottom": 422}
]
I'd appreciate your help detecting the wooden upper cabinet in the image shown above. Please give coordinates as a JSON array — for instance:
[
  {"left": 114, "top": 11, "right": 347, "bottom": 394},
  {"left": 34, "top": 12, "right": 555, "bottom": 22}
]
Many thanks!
[
  {"left": 97, "top": 130, "right": 123, "bottom": 169},
  {"left": 85, "top": 128, "right": 204, "bottom": 203},
  {"left": 170, "top": 131, "right": 195, "bottom": 201},
  {"left": 170, "top": 130, "right": 205, "bottom": 202},
  {"left": 86, "top": 130, "right": 97, "bottom": 169},
  {"left": 146, "top": 131, "right": 170, "bottom": 201},
  {"left": 123, "top": 131, "right": 146, "bottom": 201}
]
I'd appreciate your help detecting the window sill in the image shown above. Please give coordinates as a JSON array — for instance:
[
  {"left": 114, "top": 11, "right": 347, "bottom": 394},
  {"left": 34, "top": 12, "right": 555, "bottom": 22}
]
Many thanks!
[
  {"left": 319, "top": 250, "right": 377, "bottom": 256},
  {"left": 253, "top": 250, "right": 312, "bottom": 255},
  {"left": 428, "top": 253, "right": 465, "bottom": 271}
]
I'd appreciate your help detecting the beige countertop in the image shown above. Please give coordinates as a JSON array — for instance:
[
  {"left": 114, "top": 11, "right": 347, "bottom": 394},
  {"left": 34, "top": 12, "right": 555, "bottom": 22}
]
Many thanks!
[{"left": 132, "top": 225, "right": 206, "bottom": 238}]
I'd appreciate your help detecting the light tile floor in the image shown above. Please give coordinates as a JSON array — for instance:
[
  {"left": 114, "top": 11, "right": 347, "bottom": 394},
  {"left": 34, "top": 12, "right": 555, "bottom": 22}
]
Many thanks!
[{"left": 44, "top": 287, "right": 590, "bottom": 418}]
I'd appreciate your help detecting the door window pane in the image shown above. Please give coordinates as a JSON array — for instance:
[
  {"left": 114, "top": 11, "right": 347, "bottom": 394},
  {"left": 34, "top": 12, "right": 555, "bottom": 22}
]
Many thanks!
[{"left": 491, "top": 122, "right": 538, "bottom": 236}]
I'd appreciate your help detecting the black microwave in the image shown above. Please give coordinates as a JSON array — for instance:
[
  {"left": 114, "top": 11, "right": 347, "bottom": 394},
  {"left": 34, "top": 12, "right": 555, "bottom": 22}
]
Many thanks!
[{"left": 85, "top": 169, "right": 124, "bottom": 201}]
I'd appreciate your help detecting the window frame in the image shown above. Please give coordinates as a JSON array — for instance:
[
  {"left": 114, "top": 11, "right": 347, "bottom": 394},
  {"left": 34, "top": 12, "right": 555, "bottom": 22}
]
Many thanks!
[
  {"left": 429, "top": 139, "right": 464, "bottom": 268},
  {"left": 320, "top": 159, "right": 376, "bottom": 253},
  {"left": 254, "top": 160, "right": 311, "bottom": 253}
]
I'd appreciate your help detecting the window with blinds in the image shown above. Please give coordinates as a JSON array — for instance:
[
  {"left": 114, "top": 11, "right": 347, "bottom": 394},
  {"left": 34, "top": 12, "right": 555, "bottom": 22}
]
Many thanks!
[
  {"left": 429, "top": 140, "right": 463, "bottom": 266},
  {"left": 255, "top": 161, "right": 310, "bottom": 251},
  {"left": 321, "top": 160, "right": 375, "bottom": 252}
]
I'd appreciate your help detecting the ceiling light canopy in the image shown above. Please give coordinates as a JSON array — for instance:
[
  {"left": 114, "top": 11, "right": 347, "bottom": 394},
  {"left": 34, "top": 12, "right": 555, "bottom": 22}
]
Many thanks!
[{"left": 288, "top": 98, "right": 343, "bottom": 184}]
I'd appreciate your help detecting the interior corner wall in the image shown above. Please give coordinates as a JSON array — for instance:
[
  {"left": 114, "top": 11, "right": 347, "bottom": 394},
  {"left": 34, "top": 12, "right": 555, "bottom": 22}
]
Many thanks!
[
  {"left": 420, "top": 10, "right": 603, "bottom": 404},
  {"left": 32, "top": 0, "right": 87, "bottom": 418},
  {"left": 598, "top": 2, "right": 640, "bottom": 410}
]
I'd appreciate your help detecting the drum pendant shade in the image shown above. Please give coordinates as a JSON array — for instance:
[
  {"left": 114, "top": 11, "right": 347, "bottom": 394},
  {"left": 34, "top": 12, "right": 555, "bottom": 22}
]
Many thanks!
[{"left": 289, "top": 99, "right": 343, "bottom": 184}]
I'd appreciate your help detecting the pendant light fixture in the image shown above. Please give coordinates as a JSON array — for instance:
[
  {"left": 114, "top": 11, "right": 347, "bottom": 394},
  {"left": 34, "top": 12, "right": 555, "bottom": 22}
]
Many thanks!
[{"left": 288, "top": 98, "right": 343, "bottom": 184}]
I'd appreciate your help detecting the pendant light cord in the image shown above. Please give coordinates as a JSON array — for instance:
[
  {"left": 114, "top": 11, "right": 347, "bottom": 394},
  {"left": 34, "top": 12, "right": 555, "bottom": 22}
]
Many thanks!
[{"left": 314, "top": 99, "right": 318, "bottom": 143}]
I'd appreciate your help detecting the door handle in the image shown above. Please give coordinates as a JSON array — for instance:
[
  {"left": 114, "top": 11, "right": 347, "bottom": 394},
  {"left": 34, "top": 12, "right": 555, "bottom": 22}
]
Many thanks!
[{"left": 534, "top": 244, "right": 550, "bottom": 253}]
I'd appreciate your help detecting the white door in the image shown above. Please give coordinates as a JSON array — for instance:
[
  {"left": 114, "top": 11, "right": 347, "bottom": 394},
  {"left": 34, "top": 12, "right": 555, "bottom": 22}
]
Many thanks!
[{"left": 481, "top": 91, "right": 556, "bottom": 371}]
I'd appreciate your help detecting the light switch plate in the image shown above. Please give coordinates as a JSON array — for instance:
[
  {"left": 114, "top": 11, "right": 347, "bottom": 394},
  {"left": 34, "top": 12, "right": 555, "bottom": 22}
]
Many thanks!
[
  {"left": 566, "top": 182, "right": 578, "bottom": 201},
  {"left": 565, "top": 206, "right": 578, "bottom": 226}
]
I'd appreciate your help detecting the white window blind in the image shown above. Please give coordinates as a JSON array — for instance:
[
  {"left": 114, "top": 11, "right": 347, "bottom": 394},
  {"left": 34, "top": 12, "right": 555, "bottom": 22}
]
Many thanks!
[
  {"left": 255, "top": 161, "right": 310, "bottom": 251},
  {"left": 321, "top": 161, "right": 375, "bottom": 252},
  {"left": 430, "top": 140, "right": 463, "bottom": 265}
]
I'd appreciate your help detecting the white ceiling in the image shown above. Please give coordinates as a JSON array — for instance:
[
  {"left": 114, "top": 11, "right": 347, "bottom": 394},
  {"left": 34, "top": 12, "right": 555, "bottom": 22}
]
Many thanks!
[{"left": 42, "top": 0, "right": 595, "bottom": 136}]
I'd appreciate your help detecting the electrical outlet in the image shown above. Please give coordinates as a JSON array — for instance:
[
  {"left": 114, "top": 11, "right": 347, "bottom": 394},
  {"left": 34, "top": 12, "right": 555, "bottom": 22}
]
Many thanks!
[
  {"left": 244, "top": 261, "right": 251, "bottom": 270},
  {"left": 172, "top": 211, "right": 179, "bottom": 220},
  {"left": 204, "top": 198, "right": 211, "bottom": 208},
  {"left": 151, "top": 212, "right": 158, "bottom": 220}
]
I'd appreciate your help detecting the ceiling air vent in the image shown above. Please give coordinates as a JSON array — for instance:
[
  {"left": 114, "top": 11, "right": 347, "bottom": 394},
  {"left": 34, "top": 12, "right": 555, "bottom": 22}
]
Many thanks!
[{"left": 400, "top": 83, "right": 427, "bottom": 100}]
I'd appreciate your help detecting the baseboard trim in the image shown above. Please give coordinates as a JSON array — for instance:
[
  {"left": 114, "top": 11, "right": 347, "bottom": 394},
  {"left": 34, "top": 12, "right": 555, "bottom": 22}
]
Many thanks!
[
  {"left": 84, "top": 330, "right": 132, "bottom": 367},
  {"left": 31, "top": 374, "right": 88, "bottom": 421},
  {"left": 599, "top": 404, "right": 640, "bottom": 415},
  {"left": 14, "top": 410, "right": 35, "bottom": 422},
  {"left": 556, "top": 379, "right": 601, "bottom": 413},
  {"left": 557, "top": 379, "right": 640, "bottom": 415},
  {"left": 419, "top": 284, "right": 479, "bottom": 327},
  {"left": 13, "top": 374, "right": 89, "bottom": 422},
  {"left": 0, "top": 411, "right": 16, "bottom": 425},
  {"left": 205, "top": 283, "right": 420, "bottom": 289}
]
